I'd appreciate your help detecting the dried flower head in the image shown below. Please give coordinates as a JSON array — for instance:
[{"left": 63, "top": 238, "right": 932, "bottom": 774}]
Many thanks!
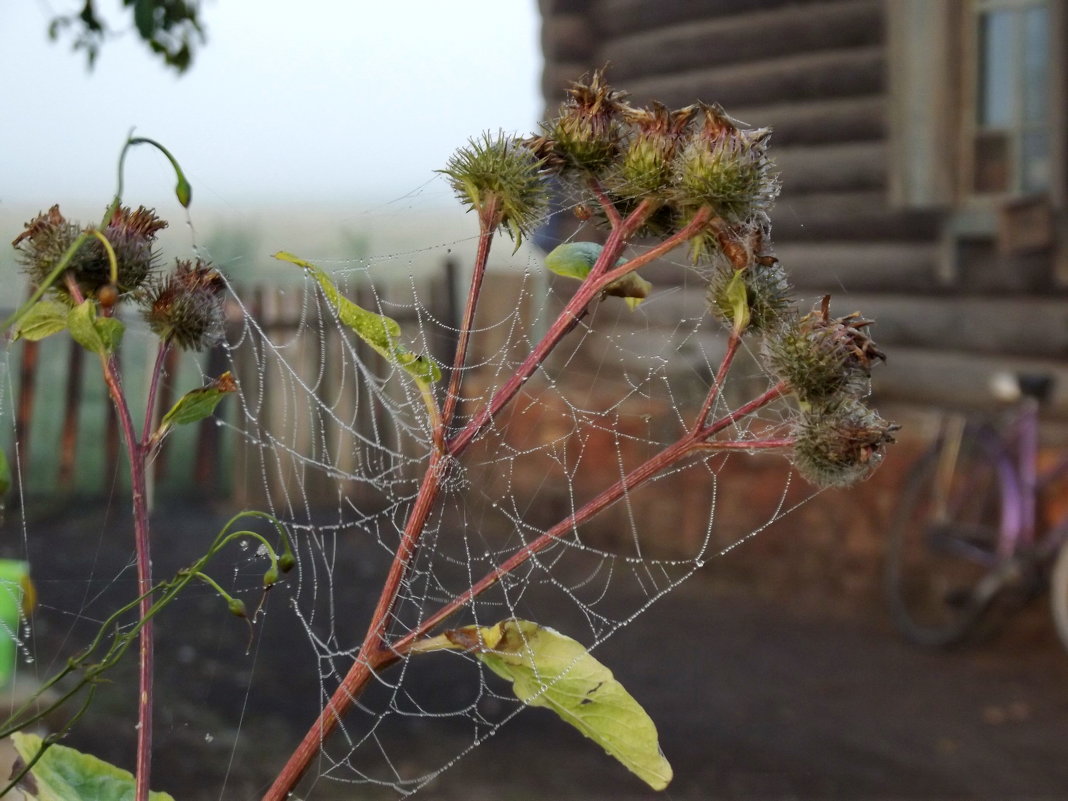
[
  {"left": 141, "top": 257, "right": 226, "bottom": 350},
  {"left": 792, "top": 399, "right": 899, "bottom": 487},
  {"left": 99, "top": 205, "right": 168, "bottom": 292},
  {"left": 441, "top": 132, "right": 548, "bottom": 248},
  {"left": 764, "top": 296, "right": 885, "bottom": 406},
  {"left": 545, "top": 70, "right": 629, "bottom": 174},
  {"left": 12, "top": 204, "right": 166, "bottom": 301}
]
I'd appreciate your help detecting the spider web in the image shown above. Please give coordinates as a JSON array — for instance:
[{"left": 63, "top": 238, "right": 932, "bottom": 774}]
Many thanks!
[{"left": 0, "top": 183, "right": 813, "bottom": 800}]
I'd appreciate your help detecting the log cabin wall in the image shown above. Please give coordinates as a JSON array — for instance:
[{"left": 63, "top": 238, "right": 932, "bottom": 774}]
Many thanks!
[{"left": 538, "top": 0, "right": 1068, "bottom": 425}]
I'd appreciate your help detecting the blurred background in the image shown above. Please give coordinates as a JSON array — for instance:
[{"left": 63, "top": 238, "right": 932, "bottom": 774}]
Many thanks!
[{"left": 2, "top": 1, "right": 1068, "bottom": 800}]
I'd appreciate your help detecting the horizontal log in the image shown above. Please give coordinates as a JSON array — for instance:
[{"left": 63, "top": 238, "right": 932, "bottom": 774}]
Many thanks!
[
  {"left": 621, "top": 45, "right": 885, "bottom": 111},
  {"left": 774, "top": 241, "right": 939, "bottom": 292},
  {"left": 735, "top": 96, "right": 886, "bottom": 147},
  {"left": 539, "top": 0, "right": 592, "bottom": 16},
  {"left": 774, "top": 141, "right": 887, "bottom": 195},
  {"left": 592, "top": 0, "right": 829, "bottom": 37},
  {"left": 837, "top": 294, "right": 1068, "bottom": 360},
  {"left": 872, "top": 346, "right": 1068, "bottom": 421},
  {"left": 541, "top": 14, "right": 595, "bottom": 62},
  {"left": 601, "top": 0, "right": 882, "bottom": 81},
  {"left": 772, "top": 191, "right": 942, "bottom": 242}
]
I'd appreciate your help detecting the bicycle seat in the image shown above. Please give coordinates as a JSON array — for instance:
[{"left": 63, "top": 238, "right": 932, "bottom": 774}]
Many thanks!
[
  {"left": 1018, "top": 373, "right": 1054, "bottom": 402},
  {"left": 989, "top": 372, "right": 1055, "bottom": 403}
]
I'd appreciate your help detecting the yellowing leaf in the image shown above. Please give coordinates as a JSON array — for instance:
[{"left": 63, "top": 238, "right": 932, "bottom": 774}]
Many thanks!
[
  {"left": 417, "top": 619, "right": 673, "bottom": 790},
  {"left": 10, "top": 300, "right": 69, "bottom": 342},
  {"left": 544, "top": 242, "right": 652, "bottom": 310},
  {"left": 11, "top": 732, "right": 176, "bottom": 801},
  {"left": 724, "top": 269, "right": 750, "bottom": 332},
  {"left": 157, "top": 371, "right": 237, "bottom": 439},
  {"left": 274, "top": 252, "right": 440, "bottom": 385}
]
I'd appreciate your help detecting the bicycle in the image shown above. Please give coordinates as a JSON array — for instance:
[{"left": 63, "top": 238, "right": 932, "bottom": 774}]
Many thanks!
[{"left": 884, "top": 372, "right": 1068, "bottom": 648}]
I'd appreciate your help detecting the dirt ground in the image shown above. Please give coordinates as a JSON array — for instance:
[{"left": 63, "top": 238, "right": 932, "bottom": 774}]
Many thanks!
[{"left": 6, "top": 502, "right": 1068, "bottom": 801}]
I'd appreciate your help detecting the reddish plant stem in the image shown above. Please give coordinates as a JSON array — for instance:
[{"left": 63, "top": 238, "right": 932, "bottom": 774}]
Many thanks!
[
  {"left": 693, "top": 330, "right": 741, "bottom": 434},
  {"left": 447, "top": 205, "right": 709, "bottom": 456},
  {"left": 442, "top": 203, "right": 497, "bottom": 430},
  {"left": 101, "top": 356, "right": 153, "bottom": 801},
  {"left": 588, "top": 178, "right": 623, "bottom": 228},
  {"left": 394, "top": 381, "right": 789, "bottom": 655},
  {"left": 691, "top": 438, "right": 794, "bottom": 451},
  {"left": 64, "top": 274, "right": 155, "bottom": 801},
  {"left": 263, "top": 451, "right": 447, "bottom": 801},
  {"left": 266, "top": 203, "right": 716, "bottom": 801},
  {"left": 142, "top": 342, "right": 171, "bottom": 449}
]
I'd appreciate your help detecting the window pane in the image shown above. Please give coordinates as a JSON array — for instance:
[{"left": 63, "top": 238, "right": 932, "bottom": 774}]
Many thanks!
[
  {"left": 978, "top": 10, "right": 1015, "bottom": 126},
  {"left": 1023, "top": 5, "right": 1050, "bottom": 123},
  {"left": 974, "top": 131, "right": 1011, "bottom": 193},
  {"left": 1021, "top": 130, "right": 1050, "bottom": 192}
]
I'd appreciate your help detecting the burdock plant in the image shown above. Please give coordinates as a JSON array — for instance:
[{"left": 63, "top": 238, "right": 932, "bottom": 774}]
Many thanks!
[
  {"left": 2, "top": 72, "right": 895, "bottom": 801},
  {"left": 264, "top": 70, "right": 897, "bottom": 800},
  {"left": 2, "top": 137, "right": 293, "bottom": 801}
]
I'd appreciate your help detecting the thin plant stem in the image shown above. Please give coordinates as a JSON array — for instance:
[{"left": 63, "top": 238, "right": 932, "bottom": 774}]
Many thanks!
[
  {"left": 396, "top": 381, "right": 788, "bottom": 653},
  {"left": 447, "top": 205, "right": 709, "bottom": 456},
  {"left": 693, "top": 330, "right": 742, "bottom": 433},
  {"left": 266, "top": 204, "right": 716, "bottom": 801},
  {"left": 263, "top": 450, "right": 447, "bottom": 801},
  {"left": 442, "top": 199, "right": 498, "bottom": 431},
  {"left": 143, "top": 340, "right": 171, "bottom": 452},
  {"left": 64, "top": 275, "right": 156, "bottom": 801}
]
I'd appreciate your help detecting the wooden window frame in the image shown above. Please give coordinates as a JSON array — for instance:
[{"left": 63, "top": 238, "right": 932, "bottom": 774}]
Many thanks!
[{"left": 888, "top": 0, "right": 1067, "bottom": 283}]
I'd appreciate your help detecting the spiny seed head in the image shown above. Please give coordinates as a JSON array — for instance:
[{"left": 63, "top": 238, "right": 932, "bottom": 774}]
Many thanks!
[
  {"left": 706, "top": 257, "right": 792, "bottom": 334},
  {"left": 141, "top": 257, "right": 226, "bottom": 351},
  {"left": 674, "top": 104, "right": 778, "bottom": 226},
  {"left": 441, "top": 132, "right": 548, "bottom": 248},
  {"left": 614, "top": 102, "right": 696, "bottom": 196},
  {"left": 100, "top": 205, "right": 167, "bottom": 291},
  {"left": 545, "top": 70, "right": 628, "bottom": 174},
  {"left": 792, "top": 399, "right": 899, "bottom": 488},
  {"left": 12, "top": 204, "right": 166, "bottom": 300},
  {"left": 763, "top": 296, "right": 885, "bottom": 406},
  {"left": 13, "top": 205, "right": 84, "bottom": 295}
]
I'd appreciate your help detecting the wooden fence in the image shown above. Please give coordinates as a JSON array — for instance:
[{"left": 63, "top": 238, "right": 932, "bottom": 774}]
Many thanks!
[{"left": 4, "top": 260, "right": 460, "bottom": 506}]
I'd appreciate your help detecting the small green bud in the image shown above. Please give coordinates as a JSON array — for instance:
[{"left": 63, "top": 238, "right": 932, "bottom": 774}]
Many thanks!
[
  {"left": 263, "top": 566, "right": 279, "bottom": 587},
  {"left": 228, "top": 597, "right": 248, "bottom": 618},
  {"left": 278, "top": 552, "right": 296, "bottom": 573},
  {"left": 792, "top": 399, "right": 899, "bottom": 488}
]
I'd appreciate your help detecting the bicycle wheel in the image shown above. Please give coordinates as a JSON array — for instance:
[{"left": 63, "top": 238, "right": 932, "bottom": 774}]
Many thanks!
[
  {"left": 1048, "top": 541, "right": 1068, "bottom": 653},
  {"left": 885, "top": 423, "right": 1013, "bottom": 646}
]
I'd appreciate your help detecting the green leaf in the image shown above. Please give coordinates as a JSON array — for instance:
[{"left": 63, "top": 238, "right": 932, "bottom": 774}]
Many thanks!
[
  {"left": 11, "top": 732, "right": 176, "bottom": 801},
  {"left": 67, "top": 301, "right": 124, "bottom": 356},
  {"left": 544, "top": 242, "right": 652, "bottom": 310},
  {"left": 11, "top": 300, "right": 69, "bottom": 342},
  {"left": 545, "top": 241, "right": 604, "bottom": 281},
  {"left": 274, "top": 252, "right": 441, "bottom": 385},
  {"left": 724, "top": 269, "right": 750, "bottom": 333},
  {"left": 157, "top": 372, "right": 237, "bottom": 437},
  {"left": 414, "top": 619, "right": 673, "bottom": 790}
]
